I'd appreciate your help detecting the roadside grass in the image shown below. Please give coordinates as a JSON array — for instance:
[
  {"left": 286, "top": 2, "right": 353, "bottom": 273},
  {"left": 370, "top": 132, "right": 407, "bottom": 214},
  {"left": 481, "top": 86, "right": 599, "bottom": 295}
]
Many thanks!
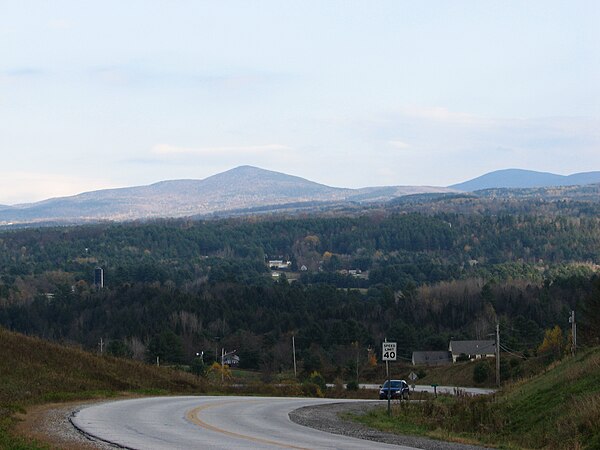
[
  {"left": 415, "top": 360, "right": 496, "bottom": 388},
  {"left": 0, "top": 328, "right": 206, "bottom": 408},
  {"left": 361, "top": 358, "right": 501, "bottom": 388},
  {"left": 230, "top": 369, "right": 263, "bottom": 382},
  {"left": 353, "top": 347, "right": 600, "bottom": 449},
  {"left": 0, "top": 327, "right": 206, "bottom": 449}
]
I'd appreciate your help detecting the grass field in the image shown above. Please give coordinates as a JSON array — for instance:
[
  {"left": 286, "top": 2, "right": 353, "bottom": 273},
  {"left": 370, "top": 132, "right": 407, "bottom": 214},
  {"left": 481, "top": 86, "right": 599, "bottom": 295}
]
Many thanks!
[
  {"left": 354, "top": 347, "right": 600, "bottom": 449},
  {"left": 0, "top": 327, "right": 206, "bottom": 449}
]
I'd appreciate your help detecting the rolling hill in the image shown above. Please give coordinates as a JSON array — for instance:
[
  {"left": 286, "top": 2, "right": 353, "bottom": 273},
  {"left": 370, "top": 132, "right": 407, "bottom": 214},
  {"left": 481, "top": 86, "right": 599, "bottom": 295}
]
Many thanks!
[
  {"left": 451, "top": 169, "right": 600, "bottom": 191},
  {"left": 3, "top": 166, "right": 600, "bottom": 226},
  {"left": 0, "top": 166, "right": 453, "bottom": 225}
]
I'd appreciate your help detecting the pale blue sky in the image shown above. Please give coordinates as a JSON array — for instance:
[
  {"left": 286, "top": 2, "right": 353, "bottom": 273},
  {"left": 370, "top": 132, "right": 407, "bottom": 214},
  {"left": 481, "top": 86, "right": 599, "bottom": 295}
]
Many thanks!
[{"left": 1, "top": 1, "right": 598, "bottom": 204}]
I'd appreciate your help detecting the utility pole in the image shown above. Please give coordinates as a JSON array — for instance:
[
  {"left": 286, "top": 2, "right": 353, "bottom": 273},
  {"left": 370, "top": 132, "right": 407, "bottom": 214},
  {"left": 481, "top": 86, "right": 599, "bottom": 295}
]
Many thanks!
[
  {"left": 221, "top": 347, "right": 225, "bottom": 383},
  {"left": 569, "top": 310, "right": 577, "bottom": 357},
  {"left": 385, "top": 338, "right": 391, "bottom": 417},
  {"left": 495, "top": 323, "right": 500, "bottom": 387},
  {"left": 356, "top": 342, "right": 359, "bottom": 384},
  {"left": 292, "top": 335, "right": 297, "bottom": 378}
]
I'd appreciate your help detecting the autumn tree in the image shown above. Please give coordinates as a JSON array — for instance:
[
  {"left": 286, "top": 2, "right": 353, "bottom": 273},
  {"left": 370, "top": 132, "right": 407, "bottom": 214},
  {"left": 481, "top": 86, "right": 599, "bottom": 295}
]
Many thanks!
[{"left": 538, "top": 325, "right": 564, "bottom": 360}]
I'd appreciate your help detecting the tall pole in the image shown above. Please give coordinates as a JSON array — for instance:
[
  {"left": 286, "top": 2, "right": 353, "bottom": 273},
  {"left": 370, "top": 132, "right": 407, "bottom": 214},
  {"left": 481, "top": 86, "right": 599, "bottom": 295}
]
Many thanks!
[
  {"left": 385, "top": 338, "right": 391, "bottom": 416},
  {"left": 386, "top": 359, "right": 391, "bottom": 416},
  {"left": 221, "top": 347, "right": 225, "bottom": 383},
  {"left": 496, "top": 322, "right": 500, "bottom": 387},
  {"left": 292, "top": 335, "right": 297, "bottom": 378},
  {"left": 573, "top": 312, "right": 577, "bottom": 356},
  {"left": 356, "top": 343, "right": 359, "bottom": 384},
  {"left": 570, "top": 310, "right": 577, "bottom": 357}
]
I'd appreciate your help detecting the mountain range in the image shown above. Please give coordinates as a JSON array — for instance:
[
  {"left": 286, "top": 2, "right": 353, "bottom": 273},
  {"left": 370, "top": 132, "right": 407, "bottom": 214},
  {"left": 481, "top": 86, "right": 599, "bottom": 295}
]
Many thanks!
[
  {"left": 1, "top": 166, "right": 599, "bottom": 225},
  {"left": 450, "top": 169, "right": 600, "bottom": 191},
  {"left": 0, "top": 166, "right": 453, "bottom": 225}
]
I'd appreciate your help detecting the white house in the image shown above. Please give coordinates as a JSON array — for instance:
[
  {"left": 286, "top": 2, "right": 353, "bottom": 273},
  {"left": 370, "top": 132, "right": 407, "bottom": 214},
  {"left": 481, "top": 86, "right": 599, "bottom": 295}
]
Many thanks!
[{"left": 449, "top": 340, "right": 495, "bottom": 362}]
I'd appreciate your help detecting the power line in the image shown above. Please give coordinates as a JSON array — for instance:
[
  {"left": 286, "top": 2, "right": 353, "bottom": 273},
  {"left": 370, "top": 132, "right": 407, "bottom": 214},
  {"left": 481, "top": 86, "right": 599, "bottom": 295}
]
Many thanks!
[{"left": 499, "top": 344, "right": 527, "bottom": 359}]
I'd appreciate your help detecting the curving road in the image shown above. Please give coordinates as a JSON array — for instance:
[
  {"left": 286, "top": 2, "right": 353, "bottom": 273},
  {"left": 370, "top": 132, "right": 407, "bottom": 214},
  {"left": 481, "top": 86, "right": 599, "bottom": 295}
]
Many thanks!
[{"left": 71, "top": 396, "right": 420, "bottom": 449}]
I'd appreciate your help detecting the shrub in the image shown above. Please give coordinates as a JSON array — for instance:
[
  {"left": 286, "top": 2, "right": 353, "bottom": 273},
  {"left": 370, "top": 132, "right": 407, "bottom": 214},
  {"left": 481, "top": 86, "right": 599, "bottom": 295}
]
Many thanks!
[
  {"left": 346, "top": 380, "right": 359, "bottom": 391},
  {"left": 301, "top": 382, "right": 323, "bottom": 397},
  {"left": 457, "top": 353, "right": 470, "bottom": 362},
  {"left": 307, "top": 371, "right": 326, "bottom": 390},
  {"left": 473, "top": 361, "right": 490, "bottom": 383}
]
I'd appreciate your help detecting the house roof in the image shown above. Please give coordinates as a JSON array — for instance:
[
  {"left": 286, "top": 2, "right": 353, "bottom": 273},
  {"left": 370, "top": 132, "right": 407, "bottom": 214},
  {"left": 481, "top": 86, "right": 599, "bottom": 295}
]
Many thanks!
[
  {"left": 412, "top": 351, "right": 452, "bottom": 364},
  {"left": 449, "top": 340, "right": 495, "bottom": 355},
  {"left": 223, "top": 354, "right": 240, "bottom": 364}
]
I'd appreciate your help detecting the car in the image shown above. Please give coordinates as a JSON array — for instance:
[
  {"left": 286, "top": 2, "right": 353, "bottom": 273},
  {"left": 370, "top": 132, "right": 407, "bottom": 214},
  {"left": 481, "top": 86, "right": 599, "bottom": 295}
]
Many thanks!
[{"left": 379, "top": 379, "right": 410, "bottom": 400}]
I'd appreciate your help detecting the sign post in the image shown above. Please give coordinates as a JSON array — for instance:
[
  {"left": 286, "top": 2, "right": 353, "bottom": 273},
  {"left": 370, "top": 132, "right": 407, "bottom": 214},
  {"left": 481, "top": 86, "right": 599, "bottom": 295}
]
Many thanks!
[
  {"left": 382, "top": 341, "right": 397, "bottom": 416},
  {"left": 409, "top": 371, "right": 418, "bottom": 392}
]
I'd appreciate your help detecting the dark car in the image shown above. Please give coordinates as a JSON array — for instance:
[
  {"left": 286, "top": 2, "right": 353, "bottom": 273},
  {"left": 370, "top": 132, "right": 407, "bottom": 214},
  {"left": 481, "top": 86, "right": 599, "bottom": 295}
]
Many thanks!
[{"left": 379, "top": 379, "right": 410, "bottom": 400}]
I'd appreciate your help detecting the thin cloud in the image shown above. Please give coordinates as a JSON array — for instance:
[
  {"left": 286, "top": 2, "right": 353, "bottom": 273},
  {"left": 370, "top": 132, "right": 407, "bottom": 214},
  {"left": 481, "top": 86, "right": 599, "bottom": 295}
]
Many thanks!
[
  {"left": 387, "top": 140, "right": 411, "bottom": 149},
  {"left": 0, "top": 67, "right": 45, "bottom": 83},
  {"left": 87, "top": 64, "right": 291, "bottom": 90},
  {"left": 152, "top": 144, "right": 291, "bottom": 157},
  {"left": 47, "top": 19, "right": 72, "bottom": 30},
  {"left": 0, "top": 172, "right": 116, "bottom": 205},
  {"left": 89, "top": 66, "right": 142, "bottom": 86},
  {"left": 400, "top": 106, "right": 485, "bottom": 126}
]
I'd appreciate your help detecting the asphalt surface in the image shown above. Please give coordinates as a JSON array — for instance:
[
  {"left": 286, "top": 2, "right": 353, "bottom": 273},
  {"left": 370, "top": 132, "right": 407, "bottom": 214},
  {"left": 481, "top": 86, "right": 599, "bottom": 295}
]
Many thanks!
[
  {"left": 327, "top": 384, "right": 496, "bottom": 396},
  {"left": 71, "top": 396, "right": 421, "bottom": 449}
]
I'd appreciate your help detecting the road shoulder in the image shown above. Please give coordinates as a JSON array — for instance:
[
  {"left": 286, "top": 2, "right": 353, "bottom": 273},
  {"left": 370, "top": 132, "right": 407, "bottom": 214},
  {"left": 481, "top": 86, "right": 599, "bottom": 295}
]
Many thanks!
[
  {"left": 289, "top": 401, "right": 491, "bottom": 450},
  {"left": 15, "top": 400, "right": 117, "bottom": 449}
]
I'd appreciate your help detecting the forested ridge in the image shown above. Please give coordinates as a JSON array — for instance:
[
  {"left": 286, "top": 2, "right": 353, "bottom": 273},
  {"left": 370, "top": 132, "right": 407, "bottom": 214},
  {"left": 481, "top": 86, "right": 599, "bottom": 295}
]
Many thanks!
[{"left": 1, "top": 208, "right": 599, "bottom": 380}]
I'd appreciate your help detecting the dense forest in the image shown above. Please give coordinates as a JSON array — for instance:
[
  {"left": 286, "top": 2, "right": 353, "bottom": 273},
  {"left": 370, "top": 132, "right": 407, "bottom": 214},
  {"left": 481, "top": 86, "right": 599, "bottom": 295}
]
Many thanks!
[{"left": 1, "top": 202, "right": 599, "bottom": 381}]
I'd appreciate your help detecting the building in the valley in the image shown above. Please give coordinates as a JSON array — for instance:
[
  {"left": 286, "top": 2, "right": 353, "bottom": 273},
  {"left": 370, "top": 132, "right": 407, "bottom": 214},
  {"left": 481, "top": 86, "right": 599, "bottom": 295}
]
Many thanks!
[{"left": 449, "top": 340, "right": 495, "bottom": 362}]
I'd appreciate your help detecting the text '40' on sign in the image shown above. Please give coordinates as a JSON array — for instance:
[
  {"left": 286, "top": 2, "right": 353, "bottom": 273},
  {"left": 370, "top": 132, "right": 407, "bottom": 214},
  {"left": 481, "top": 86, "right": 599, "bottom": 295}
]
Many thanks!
[{"left": 382, "top": 342, "right": 397, "bottom": 361}]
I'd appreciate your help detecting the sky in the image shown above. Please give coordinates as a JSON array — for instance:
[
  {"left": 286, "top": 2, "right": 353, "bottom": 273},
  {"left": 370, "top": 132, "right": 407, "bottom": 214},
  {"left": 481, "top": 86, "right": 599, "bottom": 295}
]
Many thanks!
[{"left": 1, "top": 1, "right": 599, "bottom": 204}]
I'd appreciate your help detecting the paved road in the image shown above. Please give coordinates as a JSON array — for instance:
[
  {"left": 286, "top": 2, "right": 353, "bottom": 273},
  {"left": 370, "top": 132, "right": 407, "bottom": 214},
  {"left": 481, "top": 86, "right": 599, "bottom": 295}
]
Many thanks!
[
  {"left": 71, "top": 396, "right": 421, "bottom": 450},
  {"left": 327, "top": 384, "right": 496, "bottom": 396}
]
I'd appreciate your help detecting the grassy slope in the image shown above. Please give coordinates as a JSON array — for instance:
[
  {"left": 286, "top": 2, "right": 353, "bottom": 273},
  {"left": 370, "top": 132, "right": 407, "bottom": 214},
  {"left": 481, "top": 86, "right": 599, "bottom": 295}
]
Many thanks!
[
  {"left": 356, "top": 347, "right": 600, "bottom": 449},
  {"left": 0, "top": 328, "right": 204, "bottom": 407},
  {"left": 497, "top": 348, "right": 600, "bottom": 449},
  {"left": 0, "top": 327, "right": 204, "bottom": 449},
  {"left": 415, "top": 360, "right": 496, "bottom": 387}
]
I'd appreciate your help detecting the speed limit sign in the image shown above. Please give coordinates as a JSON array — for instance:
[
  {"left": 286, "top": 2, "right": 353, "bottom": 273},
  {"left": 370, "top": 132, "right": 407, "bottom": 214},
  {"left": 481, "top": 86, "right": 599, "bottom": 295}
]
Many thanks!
[{"left": 382, "top": 342, "right": 397, "bottom": 361}]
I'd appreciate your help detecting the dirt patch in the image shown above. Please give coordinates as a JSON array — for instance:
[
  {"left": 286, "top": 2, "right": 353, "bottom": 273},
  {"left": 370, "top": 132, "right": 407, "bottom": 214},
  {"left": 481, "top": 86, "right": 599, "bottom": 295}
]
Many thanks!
[{"left": 15, "top": 400, "right": 118, "bottom": 449}]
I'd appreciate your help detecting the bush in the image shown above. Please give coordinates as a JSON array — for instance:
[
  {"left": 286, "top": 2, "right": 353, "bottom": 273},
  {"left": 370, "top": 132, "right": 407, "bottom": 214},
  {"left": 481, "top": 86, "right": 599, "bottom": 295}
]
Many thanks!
[
  {"left": 190, "top": 357, "right": 206, "bottom": 378},
  {"left": 301, "top": 382, "right": 323, "bottom": 397},
  {"left": 346, "top": 380, "right": 359, "bottom": 391},
  {"left": 473, "top": 361, "right": 490, "bottom": 383},
  {"left": 307, "top": 371, "right": 326, "bottom": 390},
  {"left": 301, "top": 371, "right": 326, "bottom": 397},
  {"left": 457, "top": 353, "right": 470, "bottom": 362},
  {"left": 107, "top": 339, "right": 133, "bottom": 358}
]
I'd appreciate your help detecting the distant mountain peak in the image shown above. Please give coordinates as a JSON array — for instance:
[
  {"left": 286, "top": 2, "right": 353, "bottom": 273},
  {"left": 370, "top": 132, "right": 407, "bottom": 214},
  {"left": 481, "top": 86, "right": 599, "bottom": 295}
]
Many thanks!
[
  {"left": 0, "top": 166, "right": 451, "bottom": 225},
  {"left": 450, "top": 169, "right": 600, "bottom": 192}
]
